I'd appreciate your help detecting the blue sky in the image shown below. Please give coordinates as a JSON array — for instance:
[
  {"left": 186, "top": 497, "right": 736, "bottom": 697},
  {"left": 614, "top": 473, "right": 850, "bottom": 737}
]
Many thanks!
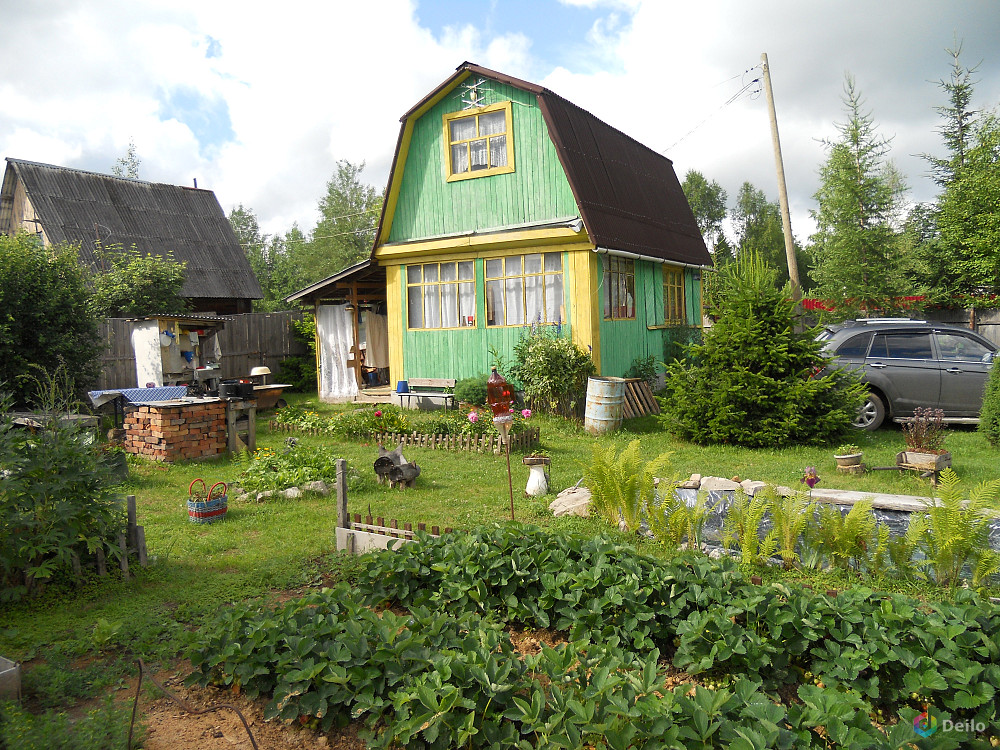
[{"left": 2, "top": 0, "right": 999, "bottom": 242}]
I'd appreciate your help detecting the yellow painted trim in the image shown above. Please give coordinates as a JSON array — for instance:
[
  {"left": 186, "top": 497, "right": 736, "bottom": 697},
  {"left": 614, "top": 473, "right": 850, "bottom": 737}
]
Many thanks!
[
  {"left": 313, "top": 302, "right": 322, "bottom": 394},
  {"left": 443, "top": 101, "right": 515, "bottom": 182},
  {"left": 385, "top": 265, "right": 405, "bottom": 382},
  {"left": 376, "top": 227, "right": 589, "bottom": 260},
  {"left": 377, "top": 119, "right": 414, "bottom": 247},
  {"left": 568, "top": 249, "right": 600, "bottom": 372}
]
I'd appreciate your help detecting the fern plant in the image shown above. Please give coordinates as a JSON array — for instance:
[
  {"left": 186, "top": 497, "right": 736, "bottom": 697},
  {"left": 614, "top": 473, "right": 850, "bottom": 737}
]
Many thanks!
[
  {"left": 768, "top": 491, "right": 812, "bottom": 569},
  {"left": 907, "top": 469, "right": 1000, "bottom": 587},
  {"left": 582, "top": 440, "right": 672, "bottom": 533},
  {"left": 814, "top": 500, "right": 877, "bottom": 571},
  {"left": 647, "top": 490, "right": 688, "bottom": 549},
  {"left": 722, "top": 489, "right": 777, "bottom": 569}
]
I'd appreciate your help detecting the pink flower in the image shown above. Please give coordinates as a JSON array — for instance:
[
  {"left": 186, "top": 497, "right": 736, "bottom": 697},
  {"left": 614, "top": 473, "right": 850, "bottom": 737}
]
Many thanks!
[
  {"left": 374, "top": 410, "right": 382, "bottom": 417},
  {"left": 468, "top": 412, "right": 478, "bottom": 423},
  {"left": 521, "top": 409, "right": 531, "bottom": 419}
]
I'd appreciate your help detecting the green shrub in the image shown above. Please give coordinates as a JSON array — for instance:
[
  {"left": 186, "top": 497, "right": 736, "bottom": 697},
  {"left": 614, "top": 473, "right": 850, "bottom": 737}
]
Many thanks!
[
  {"left": 236, "top": 443, "right": 369, "bottom": 495},
  {"left": 330, "top": 405, "right": 410, "bottom": 437},
  {"left": 0, "top": 383, "right": 125, "bottom": 601},
  {"left": 0, "top": 234, "right": 101, "bottom": 405},
  {"left": 454, "top": 373, "right": 489, "bottom": 405},
  {"left": 979, "top": 361, "right": 1000, "bottom": 446},
  {"left": 662, "top": 252, "right": 866, "bottom": 447},
  {"left": 510, "top": 327, "right": 595, "bottom": 416},
  {"left": 276, "top": 313, "right": 318, "bottom": 392},
  {"left": 0, "top": 698, "right": 137, "bottom": 750}
]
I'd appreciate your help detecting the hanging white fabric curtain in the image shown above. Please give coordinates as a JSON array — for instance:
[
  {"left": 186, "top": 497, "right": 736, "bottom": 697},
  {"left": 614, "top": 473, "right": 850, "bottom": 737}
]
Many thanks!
[
  {"left": 364, "top": 312, "right": 390, "bottom": 369},
  {"left": 317, "top": 305, "right": 358, "bottom": 401}
]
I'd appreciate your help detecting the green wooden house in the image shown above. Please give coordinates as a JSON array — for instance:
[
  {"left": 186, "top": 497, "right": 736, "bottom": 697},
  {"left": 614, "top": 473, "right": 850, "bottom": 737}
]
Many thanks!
[{"left": 291, "top": 62, "right": 711, "bottom": 399}]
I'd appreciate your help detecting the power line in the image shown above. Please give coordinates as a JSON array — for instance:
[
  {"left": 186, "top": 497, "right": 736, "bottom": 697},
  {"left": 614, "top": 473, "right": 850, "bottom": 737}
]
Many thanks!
[{"left": 661, "top": 64, "right": 763, "bottom": 153}]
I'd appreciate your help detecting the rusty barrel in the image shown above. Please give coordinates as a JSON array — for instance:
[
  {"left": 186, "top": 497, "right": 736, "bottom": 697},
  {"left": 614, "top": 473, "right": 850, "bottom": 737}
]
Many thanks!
[{"left": 584, "top": 377, "right": 626, "bottom": 435}]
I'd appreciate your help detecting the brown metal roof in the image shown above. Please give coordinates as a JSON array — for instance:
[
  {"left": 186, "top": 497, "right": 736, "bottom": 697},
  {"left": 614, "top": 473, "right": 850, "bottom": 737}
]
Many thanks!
[
  {"left": 375, "top": 62, "right": 711, "bottom": 268},
  {"left": 2, "top": 158, "right": 263, "bottom": 300}
]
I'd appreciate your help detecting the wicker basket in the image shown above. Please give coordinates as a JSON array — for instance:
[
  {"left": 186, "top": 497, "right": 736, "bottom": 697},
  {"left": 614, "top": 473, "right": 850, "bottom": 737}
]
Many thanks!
[{"left": 188, "top": 479, "right": 228, "bottom": 524}]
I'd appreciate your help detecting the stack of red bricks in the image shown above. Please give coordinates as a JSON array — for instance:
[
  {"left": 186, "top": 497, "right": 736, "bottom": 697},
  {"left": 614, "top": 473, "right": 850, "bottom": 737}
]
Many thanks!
[{"left": 124, "top": 400, "right": 226, "bottom": 462}]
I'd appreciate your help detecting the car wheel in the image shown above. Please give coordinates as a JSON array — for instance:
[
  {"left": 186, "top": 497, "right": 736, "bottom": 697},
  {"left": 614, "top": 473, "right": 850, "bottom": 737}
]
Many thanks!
[{"left": 853, "top": 393, "right": 886, "bottom": 431}]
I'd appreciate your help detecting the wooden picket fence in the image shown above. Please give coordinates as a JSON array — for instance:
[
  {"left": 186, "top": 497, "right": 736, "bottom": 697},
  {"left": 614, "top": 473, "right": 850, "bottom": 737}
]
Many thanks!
[
  {"left": 267, "top": 423, "right": 541, "bottom": 454},
  {"left": 333, "top": 458, "right": 457, "bottom": 555},
  {"left": 372, "top": 427, "right": 540, "bottom": 454}
]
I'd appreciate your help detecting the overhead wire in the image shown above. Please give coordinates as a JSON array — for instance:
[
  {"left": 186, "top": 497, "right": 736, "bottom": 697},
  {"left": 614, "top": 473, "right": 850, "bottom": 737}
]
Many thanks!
[{"left": 661, "top": 63, "right": 763, "bottom": 153}]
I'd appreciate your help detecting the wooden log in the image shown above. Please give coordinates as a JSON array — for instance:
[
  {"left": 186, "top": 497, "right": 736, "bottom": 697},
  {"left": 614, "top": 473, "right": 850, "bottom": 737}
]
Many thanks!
[
  {"left": 336, "top": 459, "right": 348, "bottom": 529},
  {"left": 118, "top": 534, "right": 129, "bottom": 581},
  {"left": 136, "top": 526, "right": 148, "bottom": 567},
  {"left": 127, "top": 495, "right": 138, "bottom": 550}
]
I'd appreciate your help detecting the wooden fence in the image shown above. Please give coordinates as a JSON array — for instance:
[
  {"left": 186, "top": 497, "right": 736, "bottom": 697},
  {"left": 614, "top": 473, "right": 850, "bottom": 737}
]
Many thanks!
[
  {"left": 333, "top": 459, "right": 455, "bottom": 555},
  {"left": 94, "top": 312, "right": 308, "bottom": 390},
  {"left": 372, "top": 427, "right": 540, "bottom": 454}
]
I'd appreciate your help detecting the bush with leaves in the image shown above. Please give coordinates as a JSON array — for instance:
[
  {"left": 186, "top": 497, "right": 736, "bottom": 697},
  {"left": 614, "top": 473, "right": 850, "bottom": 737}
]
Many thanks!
[
  {"left": 87, "top": 242, "right": 188, "bottom": 317},
  {"left": 662, "top": 251, "right": 866, "bottom": 447},
  {"left": 0, "top": 381, "right": 125, "bottom": 601},
  {"left": 510, "top": 326, "right": 595, "bottom": 416},
  {"left": 453, "top": 373, "right": 489, "bottom": 405},
  {"left": 0, "top": 234, "right": 101, "bottom": 405},
  {"left": 277, "top": 313, "right": 318, "bottom": 392},
  {"left": 978, "top": 357, "right": 1000, "bottom": 447}
]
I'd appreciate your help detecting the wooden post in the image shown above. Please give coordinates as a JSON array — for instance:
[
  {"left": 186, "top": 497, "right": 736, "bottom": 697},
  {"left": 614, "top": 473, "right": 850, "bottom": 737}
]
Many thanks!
[
  {"left": 761, "top": 52, "right": 801, "bottom": 301},
  {"left": 136, "top": 527, "right": 148, "bottom": 567},
  {"left": 127, "top": 495, "right": 138, "bottom": 549},
  {"left": 118, "top": 534, "right": 129, "bottom": 581},
  {"left": 335, "top": 458, "right": 347, "bottom": 530}
]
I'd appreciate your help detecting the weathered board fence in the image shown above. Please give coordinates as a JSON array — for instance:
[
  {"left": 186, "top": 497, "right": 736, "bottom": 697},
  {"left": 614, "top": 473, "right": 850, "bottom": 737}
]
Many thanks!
[
  {"left": 372, "top": 427, "right": 540, "bottom": 454},
  {"left": 94, "top": 311, "right": 308, "bottom": 390}
]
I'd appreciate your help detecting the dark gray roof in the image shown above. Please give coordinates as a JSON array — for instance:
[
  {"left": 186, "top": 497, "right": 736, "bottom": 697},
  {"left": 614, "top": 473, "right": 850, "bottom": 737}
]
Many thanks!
[{"left": 2, "top": 158, "right": 262, "bottom": 300}]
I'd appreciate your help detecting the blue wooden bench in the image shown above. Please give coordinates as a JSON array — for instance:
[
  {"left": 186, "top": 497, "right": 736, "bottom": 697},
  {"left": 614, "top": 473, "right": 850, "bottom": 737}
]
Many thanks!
[{"left": 398, "top": 378, "right": 456, "bottom": 410}]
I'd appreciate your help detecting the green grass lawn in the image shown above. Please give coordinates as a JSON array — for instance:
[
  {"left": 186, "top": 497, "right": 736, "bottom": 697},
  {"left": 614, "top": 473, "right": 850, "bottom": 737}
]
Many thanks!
[{"left": 2, "top": 393, "right": 999, "bottom": 717}]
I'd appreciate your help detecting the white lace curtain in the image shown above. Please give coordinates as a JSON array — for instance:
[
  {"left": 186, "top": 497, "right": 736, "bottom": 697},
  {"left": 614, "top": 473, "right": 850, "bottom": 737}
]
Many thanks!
[{"left": 317, "top": 305, "right": 358, "bottom": 401}]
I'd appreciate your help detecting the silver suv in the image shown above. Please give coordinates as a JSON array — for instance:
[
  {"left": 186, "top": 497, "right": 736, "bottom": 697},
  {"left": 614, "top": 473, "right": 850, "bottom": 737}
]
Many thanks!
[{"left": 818, "top": 319, "right": 997, "bottom": 430}]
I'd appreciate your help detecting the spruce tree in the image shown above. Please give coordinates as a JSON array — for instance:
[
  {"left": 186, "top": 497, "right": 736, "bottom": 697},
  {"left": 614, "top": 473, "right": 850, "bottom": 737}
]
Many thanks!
[
  {"left": 808, "top": 75, "right": 908, "bottom": 311},
  {"left": 662, "top": 252, "right": 865, "bottom": 448}
]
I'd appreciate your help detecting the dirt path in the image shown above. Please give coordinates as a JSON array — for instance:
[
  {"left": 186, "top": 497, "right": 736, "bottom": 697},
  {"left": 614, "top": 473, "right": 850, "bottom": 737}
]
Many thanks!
[{"left": 136, "top": 667, "right": 363, "bottom": 750}]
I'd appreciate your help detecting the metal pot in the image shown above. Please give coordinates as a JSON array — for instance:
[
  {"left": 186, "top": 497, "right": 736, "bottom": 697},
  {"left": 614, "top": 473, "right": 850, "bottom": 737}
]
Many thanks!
[{"left": 218, "top": 381, "right": 240, "bottom": 399}]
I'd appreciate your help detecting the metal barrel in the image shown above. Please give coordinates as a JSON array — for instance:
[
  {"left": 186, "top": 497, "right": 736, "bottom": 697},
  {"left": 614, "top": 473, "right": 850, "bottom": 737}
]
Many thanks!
[{"left": 584, "top": 377, "right": 626, "bottom": 435}]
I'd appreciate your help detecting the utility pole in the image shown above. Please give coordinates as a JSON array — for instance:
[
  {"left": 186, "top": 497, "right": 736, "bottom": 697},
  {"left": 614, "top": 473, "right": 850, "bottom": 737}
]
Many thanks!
[{"left": 761, "top": 52, "right": 802, "bottom": 301}]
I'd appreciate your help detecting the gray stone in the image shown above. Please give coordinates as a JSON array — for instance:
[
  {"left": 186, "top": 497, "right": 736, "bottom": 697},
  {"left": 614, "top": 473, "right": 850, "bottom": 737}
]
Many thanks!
[
  {"left": 255, "top": 490, "right": 274, "bottom": 502},
  {"left": 302, "top": 480, "right": 331, "bottom": 495},
  {"left": 549, "top": 487, "right": 591, "bottom": 517},
  {"left": 282, "top": 487, "right": 303, "bottom": 499},
  {"left": 699, "top": 476, "right": 741, "bottom": 492},
  {"left": 740, "top": 479, "right": 767, "bottom": 496}
]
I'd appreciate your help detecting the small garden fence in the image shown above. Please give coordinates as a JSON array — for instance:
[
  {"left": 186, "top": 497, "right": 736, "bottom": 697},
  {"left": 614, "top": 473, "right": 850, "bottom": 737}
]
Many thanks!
[
  {"left": 268, "top": 421, "right": 541, "bottom": 454},
  {"left": 333, "top": 458, "right": 457, "bottom": 555}
]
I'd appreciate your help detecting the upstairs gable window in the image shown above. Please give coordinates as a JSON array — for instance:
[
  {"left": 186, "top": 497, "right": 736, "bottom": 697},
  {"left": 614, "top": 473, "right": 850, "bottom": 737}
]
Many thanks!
[{"left": 443, "top": 102, "right": 514, "bottom": 181}]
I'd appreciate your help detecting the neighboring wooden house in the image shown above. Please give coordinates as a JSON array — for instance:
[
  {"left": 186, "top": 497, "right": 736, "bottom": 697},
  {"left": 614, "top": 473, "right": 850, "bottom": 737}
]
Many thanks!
[
  {"left": 290, "top": 62, "right": 711, "bottom": 400},
  {"left": 0, "top": 158, "right": 262, "bottom": 314}
]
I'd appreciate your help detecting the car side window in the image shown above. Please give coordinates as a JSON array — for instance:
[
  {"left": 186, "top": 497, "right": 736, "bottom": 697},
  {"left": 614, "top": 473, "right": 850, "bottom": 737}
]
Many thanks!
[
  {"left": 834, "top": 333, "right": 872, "bottom": 358},
  {"left": 936, "top": 332, "right": 993, "bottom": 361},
  {"left": 870, "top": 332, "right": 933, "bottom": 359}
]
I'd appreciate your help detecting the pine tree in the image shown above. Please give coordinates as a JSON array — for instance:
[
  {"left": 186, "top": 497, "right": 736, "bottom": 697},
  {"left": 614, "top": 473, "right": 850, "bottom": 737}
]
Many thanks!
[
  {"left": 662, "top": 251, "right": 865, "bottom": 447},
  {"left": 808, "top": 75, "right": 908, "bottom": 311}
]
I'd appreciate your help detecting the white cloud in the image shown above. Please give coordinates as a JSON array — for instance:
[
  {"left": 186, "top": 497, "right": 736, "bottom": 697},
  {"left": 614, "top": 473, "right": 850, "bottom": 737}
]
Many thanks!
[{"left": 2, "top": 0, "right": 998, "bottom": 250}]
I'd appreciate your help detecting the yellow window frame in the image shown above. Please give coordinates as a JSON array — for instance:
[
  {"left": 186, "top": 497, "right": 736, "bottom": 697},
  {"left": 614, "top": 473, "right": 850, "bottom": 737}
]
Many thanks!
[
  {"left": 663, "top": 265, "right": 686, "bottom": 324},
  {"left": 443, "top": 101, "right": 515, "bottom": 182},
  {"left": 484, "top": 252, "right": 564, "bottom": 327},
  {"left": 405, "top": 261, "right": 476, "bottom": 330}
]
